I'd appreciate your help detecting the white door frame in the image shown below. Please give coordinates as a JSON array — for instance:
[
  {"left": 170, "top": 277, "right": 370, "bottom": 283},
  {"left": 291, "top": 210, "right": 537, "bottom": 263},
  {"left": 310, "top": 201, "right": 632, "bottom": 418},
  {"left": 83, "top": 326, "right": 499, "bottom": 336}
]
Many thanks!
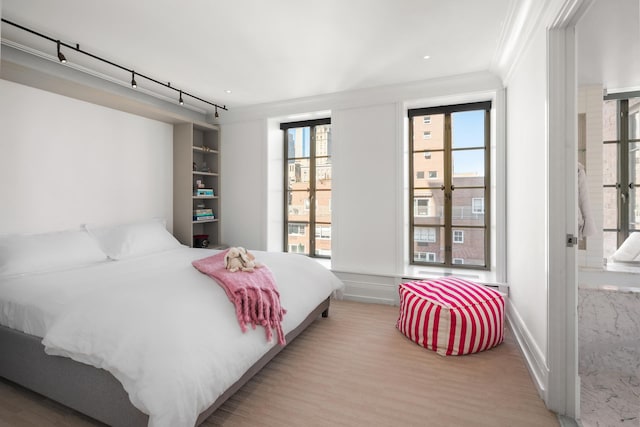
[{"left": 546, "top": 0, "right": 594, "bottom": 418}]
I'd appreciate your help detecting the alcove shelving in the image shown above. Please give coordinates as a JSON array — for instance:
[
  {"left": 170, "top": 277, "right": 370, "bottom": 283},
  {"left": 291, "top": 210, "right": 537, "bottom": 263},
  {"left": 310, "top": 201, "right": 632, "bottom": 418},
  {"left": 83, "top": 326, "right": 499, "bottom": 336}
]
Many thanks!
[{"left": 173, "top": 122, "right": 220, "bottom": 248}]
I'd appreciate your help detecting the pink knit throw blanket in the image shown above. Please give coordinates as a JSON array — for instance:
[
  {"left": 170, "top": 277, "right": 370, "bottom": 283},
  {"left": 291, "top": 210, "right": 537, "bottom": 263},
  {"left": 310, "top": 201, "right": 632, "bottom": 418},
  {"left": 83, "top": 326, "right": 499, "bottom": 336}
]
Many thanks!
[{"left": 192, "top": 250, "right": 287, "bottom": 345}]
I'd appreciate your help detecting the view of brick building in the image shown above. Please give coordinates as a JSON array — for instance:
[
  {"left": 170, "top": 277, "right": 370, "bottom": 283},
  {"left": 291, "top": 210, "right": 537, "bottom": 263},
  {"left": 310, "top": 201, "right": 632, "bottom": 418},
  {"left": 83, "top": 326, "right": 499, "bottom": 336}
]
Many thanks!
[
  {"left": 286, "top": 124, "right": 332, "bottom": 257},
  {"left": 411, "top": 111, "right": 487, "bottom": 266}
]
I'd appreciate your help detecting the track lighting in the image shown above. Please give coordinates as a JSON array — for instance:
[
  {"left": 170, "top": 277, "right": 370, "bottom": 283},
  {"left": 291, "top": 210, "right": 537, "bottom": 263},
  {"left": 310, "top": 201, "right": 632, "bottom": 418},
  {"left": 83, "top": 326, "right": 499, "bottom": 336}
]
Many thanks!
[
  {"left": 56, "top": 40, "right": 67, "bottom": 63},
  {"left": 214, "top": 106, "right": 219, "bottom": 118},
  {"left": 2, "top": 18, "right": 227, "bottom": 116}
]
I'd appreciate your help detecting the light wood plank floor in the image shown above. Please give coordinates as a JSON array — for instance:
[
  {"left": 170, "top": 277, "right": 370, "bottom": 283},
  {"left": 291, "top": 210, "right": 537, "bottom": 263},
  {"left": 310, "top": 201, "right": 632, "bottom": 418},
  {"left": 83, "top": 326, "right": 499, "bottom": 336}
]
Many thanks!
[{"left": 0, "top": 300, "right": 558, "bottom": 426}]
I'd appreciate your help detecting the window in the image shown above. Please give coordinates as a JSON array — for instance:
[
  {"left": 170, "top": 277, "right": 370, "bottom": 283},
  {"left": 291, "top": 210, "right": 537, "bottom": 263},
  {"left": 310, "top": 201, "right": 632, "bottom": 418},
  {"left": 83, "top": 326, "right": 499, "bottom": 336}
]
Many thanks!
[
  {"left": 416, "top": 252, "right": 437, "bottom": 262},
  {"left": 417, "top": 171, "right": 425, "bottom": 179},
  {"left": 315, "top": 225, "right": 331, "bottom": 239},
  {"left": 472, "top": 198, "right": 485, "bottom": 214},
  {"left": 281, "top": 118, "right": 332, "bottom": 258},
  {"left": 414, "top": 227, "right": 436, "bottom": 243},
  {"left": 409, "top": 101, "right": 491, "bottom": 268},
  {"left": 288, "top": 224, "right": 306, "bottom": 235},
  {"left": 602, "top": 96, "right": 640, "bottom": 258},
  {"left": 289, "top": 243, "right": 306, "bottom": 253},
  {"left": 414, "top": 198, "right": 430, "bottom": 217},
  {"left": 423, "top": 131, "right": 432, "bottom": 139},
  {"left": 423, "top": 116, "right": 431, "bottom": 124}
]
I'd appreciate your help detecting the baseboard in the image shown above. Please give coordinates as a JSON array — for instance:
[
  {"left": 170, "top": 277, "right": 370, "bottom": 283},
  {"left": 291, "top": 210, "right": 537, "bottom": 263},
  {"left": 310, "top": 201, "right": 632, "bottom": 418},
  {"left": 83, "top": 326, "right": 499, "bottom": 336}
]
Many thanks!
[
  {"left": 506, "top": 301, "right": 549, "bottom": 400},
  {"left": 333, "top": 271, "right": 398, "bottom": 305}
]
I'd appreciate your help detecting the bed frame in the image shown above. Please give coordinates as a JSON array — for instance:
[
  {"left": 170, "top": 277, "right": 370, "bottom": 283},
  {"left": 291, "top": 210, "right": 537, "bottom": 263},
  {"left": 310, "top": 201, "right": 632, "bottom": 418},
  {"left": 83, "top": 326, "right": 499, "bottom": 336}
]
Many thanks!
[{"left": 0, "top": 297, "right": 330, "bottom": 426}]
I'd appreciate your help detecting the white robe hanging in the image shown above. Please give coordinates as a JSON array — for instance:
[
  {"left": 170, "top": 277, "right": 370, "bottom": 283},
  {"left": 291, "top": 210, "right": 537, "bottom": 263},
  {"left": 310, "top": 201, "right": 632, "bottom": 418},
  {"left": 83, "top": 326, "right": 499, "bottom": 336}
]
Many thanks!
[{"left": 578, "top": 162, "right": 596, "bottom": 239}]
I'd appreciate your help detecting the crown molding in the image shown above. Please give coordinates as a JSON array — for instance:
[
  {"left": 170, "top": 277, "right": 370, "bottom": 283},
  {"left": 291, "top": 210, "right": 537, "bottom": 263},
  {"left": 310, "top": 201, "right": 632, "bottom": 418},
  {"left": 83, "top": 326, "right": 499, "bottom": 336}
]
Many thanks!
[{"left": 217, "top": 71, "right": 503, "bottom": 125}]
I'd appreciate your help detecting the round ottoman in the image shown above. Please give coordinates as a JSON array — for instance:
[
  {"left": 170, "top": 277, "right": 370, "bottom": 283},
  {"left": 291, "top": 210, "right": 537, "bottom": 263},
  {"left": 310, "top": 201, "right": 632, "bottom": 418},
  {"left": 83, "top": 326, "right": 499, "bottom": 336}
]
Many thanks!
[{"left": 397, "top": 277, "right": 505, "bottom": 356}]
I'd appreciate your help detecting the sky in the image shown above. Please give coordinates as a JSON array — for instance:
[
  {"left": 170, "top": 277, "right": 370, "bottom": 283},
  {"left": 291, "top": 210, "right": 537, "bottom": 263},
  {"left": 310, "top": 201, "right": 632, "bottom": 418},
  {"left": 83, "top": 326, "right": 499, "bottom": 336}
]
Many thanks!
[{"left": 452, "top": 110, "right": 485, "bottom": 176}]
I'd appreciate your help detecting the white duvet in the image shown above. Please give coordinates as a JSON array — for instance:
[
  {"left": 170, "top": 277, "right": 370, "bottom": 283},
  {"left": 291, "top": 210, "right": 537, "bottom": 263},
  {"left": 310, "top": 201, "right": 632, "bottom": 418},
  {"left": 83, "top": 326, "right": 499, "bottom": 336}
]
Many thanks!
[{"left": 0, "top": 248, "right": 343, "bottom": 427}]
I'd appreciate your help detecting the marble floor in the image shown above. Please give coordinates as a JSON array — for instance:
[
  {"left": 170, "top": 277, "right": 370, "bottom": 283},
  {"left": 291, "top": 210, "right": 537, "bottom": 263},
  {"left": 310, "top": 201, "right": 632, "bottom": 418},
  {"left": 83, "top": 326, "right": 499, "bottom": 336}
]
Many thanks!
[{"left": 579, "top": 287, "right": 640, "bottom": 427}]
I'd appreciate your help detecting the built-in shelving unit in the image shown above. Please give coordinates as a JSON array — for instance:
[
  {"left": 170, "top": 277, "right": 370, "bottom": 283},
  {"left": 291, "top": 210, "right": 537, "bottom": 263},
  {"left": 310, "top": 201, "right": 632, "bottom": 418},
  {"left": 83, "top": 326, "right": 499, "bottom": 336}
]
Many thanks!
[{"left": 173, "top": 122, "right": 220, "bottom": 248}]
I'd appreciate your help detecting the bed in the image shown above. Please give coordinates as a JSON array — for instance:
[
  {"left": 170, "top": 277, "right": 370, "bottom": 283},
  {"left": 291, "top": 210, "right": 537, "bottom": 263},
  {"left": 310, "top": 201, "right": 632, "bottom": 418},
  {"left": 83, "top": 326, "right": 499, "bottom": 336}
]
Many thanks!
[{"left": 0, "top": 220, "right": 344, "bottom": 426}]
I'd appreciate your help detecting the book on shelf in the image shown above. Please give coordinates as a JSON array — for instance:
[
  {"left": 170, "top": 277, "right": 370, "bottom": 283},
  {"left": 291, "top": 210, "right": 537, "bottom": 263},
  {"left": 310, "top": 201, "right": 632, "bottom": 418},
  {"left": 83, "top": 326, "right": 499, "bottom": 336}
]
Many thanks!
[
  {"left": 194, "top": 209, "right": 213, "bottom": 216},
  {"left": 193, "top": 214, "right": 215, "bottom": 221},
  {"left": 195, "top": 189, "right": 214, "bottom": 197}
]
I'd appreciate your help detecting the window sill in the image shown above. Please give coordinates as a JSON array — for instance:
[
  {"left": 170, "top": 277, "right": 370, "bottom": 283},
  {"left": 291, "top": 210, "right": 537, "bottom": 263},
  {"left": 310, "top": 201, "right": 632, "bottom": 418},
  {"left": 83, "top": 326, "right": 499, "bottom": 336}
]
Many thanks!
[{"left": 402, "top": 264, "right": 499, "bottom": 287}]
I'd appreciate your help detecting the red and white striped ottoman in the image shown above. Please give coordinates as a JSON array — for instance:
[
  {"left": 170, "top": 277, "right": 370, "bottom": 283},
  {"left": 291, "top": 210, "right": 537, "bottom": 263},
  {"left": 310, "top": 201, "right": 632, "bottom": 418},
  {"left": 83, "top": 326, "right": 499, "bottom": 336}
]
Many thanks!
[{"left": 397, "top": 277, "right": 505, "bottom": 356}]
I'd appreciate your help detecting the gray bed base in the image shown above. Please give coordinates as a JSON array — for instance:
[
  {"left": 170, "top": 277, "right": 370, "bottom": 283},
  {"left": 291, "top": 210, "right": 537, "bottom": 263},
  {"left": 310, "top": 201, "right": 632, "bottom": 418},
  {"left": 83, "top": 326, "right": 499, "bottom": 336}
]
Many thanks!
[{"left": 0, "top": 297, "right": 330, "bottom": 427}]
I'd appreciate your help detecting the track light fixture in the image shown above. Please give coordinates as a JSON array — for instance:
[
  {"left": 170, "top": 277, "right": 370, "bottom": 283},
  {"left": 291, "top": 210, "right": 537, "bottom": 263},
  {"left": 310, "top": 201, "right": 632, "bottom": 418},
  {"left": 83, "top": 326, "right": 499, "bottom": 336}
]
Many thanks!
[
  {"left": 56, "top": 40, "right": 67, "bottom": 63},
  {"left": 214, "top": 106, "right": 219, "bottom": 118},
  {"left": 2, "top": 18, "right": 227, "bottom": 116}
]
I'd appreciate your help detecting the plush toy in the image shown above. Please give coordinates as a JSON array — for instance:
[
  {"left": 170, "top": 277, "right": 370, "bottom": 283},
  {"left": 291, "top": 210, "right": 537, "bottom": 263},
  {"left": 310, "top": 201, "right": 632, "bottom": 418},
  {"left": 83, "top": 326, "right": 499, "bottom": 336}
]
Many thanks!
[
  {"left": 237, "top": 247, "right": 262, "bottom": 272},
  {"left": 224, "top": 247, "right": 262, "bottom": 272}
]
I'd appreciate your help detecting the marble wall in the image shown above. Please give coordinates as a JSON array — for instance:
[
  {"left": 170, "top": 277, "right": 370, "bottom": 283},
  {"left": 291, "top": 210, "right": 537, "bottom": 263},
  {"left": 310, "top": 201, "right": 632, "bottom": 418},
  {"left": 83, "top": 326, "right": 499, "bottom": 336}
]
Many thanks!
[{"left": 578, "top": 287, "right": 640, "bottom": 425}]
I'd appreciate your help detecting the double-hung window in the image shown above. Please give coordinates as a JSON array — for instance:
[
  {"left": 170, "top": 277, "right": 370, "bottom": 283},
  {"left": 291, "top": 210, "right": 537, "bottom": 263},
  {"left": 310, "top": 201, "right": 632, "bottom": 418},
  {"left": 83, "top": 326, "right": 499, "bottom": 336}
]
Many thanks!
[
  {"left": 281, "top": 118, "right": 332, "bottom": 258},
  {"left": 602, "top": 96, "right": 640, "bottom": 257},
  {"left": 409, "top": 101, "right": 491, "bottom": 268}
]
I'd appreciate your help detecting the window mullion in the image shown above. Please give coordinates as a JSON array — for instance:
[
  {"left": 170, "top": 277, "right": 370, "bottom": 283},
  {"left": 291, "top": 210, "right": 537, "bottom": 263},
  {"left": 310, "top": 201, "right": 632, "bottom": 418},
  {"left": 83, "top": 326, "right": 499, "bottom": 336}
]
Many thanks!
[
  {"left": 409, "top": 119, "right": 417, "bottom": 263},
  {"left": 444, "top": 114, "right": 453, "bottom": 265},
  {"left": 310, "top": 126, "right": 317, "bottom": 257},
  {"left": 620, "top": 100, "right": 630, "bottom": 246}
]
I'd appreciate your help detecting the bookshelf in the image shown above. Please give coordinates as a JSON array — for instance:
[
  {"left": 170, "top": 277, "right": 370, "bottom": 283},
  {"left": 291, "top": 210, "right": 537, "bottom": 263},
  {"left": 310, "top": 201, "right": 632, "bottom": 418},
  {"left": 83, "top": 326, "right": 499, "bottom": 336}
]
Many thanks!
[{"left": 173, "top": 122, "right": 220, "bottom": 247}]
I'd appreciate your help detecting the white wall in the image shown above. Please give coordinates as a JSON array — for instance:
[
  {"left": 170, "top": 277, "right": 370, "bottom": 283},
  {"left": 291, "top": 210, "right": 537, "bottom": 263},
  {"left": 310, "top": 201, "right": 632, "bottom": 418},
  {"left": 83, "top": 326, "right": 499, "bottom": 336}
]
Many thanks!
[
  {"left": 0, "top": 79, "right": 173, "bottom": 233},
  {"left": 219, "top": 72, "right": 504, "bottom": 304},
  {"left": 219, "top": 119, "right": 266, "bottom": 249},
  {"left": 331, "top": 103, "right": 399, "bottom": 275},
  {"left": 504, "top": 25, "right": 549, "bottom": 381}
]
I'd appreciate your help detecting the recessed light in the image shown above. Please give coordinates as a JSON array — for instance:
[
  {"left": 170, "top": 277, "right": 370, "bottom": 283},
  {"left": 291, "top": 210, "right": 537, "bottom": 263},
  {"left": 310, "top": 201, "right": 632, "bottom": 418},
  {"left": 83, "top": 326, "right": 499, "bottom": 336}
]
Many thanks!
[
  {"left": 225, "top": 89, "right": 232, "bottom": 94},
  {"left": 423, "top": 55, "right": 431, "bottom": 60}
]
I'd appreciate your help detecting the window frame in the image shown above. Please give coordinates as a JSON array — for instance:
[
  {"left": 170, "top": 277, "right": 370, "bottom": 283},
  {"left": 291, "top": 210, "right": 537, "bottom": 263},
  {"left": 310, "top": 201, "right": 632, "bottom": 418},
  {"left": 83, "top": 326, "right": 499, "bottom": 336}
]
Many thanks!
[
  {"left": 602, "top": 95, "right": 640, "bottom": 252},
  {"left": 281, "top": 118, "right": 332, "bottom": 259},
  {"left": 408, "top": 101, "right": 491, "bottom": 269}
]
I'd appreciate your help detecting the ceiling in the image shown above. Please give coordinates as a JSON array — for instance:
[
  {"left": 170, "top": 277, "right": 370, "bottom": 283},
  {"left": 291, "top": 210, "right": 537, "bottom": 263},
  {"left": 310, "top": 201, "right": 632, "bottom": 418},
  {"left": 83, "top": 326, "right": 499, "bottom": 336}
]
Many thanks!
[
  {"left": 3, "top": 1, "right": 637, "bottom": 112},
  {"left": 0, "top": 0, "right": 515, "bottom": 109},
  {"left": 577, "top": 0, "right": 640, "bottom": 93}
]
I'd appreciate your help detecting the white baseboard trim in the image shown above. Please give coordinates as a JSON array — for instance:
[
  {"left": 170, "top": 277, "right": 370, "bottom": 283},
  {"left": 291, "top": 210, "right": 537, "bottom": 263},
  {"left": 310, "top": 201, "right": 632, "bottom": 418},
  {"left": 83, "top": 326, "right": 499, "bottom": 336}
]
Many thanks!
[
  {"left": 342, "top": 294, "right": 397, "bottom": 305},
  {"left": 333, "top": 271, "right": 399, "bottom": 306},
  {"left": 506, "top": 301, "right": 549, "bottom": 400}
]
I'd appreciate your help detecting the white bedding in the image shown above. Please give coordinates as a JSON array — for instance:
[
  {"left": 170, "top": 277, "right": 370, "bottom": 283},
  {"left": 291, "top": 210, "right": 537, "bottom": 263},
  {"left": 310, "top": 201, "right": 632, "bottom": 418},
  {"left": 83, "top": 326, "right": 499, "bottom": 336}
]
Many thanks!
[{"left": 0, "top": 247, "right": 343, "bottom": 427}]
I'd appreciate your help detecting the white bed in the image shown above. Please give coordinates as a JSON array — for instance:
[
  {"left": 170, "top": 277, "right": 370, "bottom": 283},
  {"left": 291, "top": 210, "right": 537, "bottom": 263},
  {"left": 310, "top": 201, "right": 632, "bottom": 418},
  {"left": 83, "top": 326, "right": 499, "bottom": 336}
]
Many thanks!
[{"left": 0, "top": 222, "right": 343, "bottom": 427}]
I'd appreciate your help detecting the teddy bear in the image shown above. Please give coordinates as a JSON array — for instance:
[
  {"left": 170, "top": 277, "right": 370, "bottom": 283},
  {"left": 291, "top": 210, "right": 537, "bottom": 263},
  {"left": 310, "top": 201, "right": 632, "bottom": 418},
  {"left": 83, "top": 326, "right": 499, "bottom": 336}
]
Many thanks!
[{"left": 224, "top": 247, "right": 262, "bottom": 272}]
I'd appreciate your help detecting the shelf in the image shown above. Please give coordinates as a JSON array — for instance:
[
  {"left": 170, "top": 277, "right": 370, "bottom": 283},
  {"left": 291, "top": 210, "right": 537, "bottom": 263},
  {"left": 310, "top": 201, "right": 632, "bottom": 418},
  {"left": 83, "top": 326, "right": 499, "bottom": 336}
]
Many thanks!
[
  {"left": 192, "top": 146, "right": 218, "bottom": 154},
  {"left": 192, "top": 218, "right": 219, "bottom": 224},
  {"left": 175, "top": 122, "right": 221, "bottom": 248},
  {"left": 193, "top": 171, "right": 219, "bottom": 177}
]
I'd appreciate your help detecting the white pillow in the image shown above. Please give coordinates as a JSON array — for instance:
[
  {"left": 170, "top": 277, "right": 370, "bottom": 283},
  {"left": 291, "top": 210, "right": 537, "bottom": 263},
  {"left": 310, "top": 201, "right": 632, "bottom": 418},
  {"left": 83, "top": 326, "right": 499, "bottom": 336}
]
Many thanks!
[
  {"left": 86, "top": 219, "right": 183, "bottom": 260},
  {"left": 612, "top": 232, "right": 640, "bottom": 262},
  {"left": 0, "top": 229, "right": 108, "bottom": 277}
]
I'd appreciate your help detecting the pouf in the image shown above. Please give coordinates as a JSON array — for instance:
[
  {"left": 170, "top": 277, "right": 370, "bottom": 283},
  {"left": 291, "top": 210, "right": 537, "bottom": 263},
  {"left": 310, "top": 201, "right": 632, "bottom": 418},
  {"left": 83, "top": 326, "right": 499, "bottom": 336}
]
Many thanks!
[{"left": 397, "top": 277, "right": 505, "bottom": 356}]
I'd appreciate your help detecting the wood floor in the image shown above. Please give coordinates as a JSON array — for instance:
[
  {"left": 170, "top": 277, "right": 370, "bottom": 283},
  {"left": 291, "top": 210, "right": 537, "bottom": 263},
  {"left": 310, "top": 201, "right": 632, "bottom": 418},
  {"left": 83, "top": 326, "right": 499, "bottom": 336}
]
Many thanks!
[{"left": 0, "top": 300, "right": 559, "bottom": 427}]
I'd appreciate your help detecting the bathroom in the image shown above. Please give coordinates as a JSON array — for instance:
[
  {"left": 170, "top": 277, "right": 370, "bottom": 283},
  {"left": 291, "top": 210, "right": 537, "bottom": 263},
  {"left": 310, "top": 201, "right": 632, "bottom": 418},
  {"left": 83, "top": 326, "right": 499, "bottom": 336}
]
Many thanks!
[{"left": 575, "top": 1, "right": 640, "bottom": 425}]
